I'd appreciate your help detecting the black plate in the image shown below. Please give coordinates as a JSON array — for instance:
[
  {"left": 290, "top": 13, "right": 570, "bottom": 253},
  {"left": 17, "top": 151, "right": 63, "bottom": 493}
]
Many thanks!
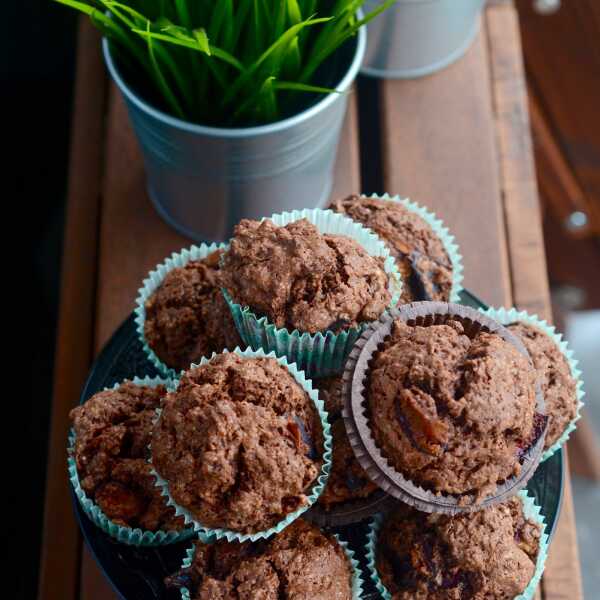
[{"left": 74, "top": 290, "right": 564, "bottom": 600}]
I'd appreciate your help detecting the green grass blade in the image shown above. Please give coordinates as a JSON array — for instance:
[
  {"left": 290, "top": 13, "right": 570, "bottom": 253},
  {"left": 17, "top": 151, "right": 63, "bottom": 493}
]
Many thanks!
[
  {"left": 53, "top": 0, "right": 97, "bottom": 16},
  {"left": 144, "top": 22, "right": 185, "bottom": 118},
  {"left": 287, "top": 0, "right": 302, "bottom": 24},
  {"left": 174, "top": 0, "right": 191, "bottom": 28},
  {"left": 132, "top": 29, "right": 244, "bottom": 70},
  {"left": 207, "top": 0, "right": 230, "bottom": 47},
  {"left": 274, "top": 80, "right": 340, "bottom": 94},
  {"left": 222, "top": 15, "right": 332, "bottom": 107}
]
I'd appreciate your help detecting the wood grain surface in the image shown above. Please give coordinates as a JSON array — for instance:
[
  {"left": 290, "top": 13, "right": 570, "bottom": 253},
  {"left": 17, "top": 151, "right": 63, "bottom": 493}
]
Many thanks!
[
  {"left": 516, "top": 0, "right": 600, "bottom": 236},
  {"left": 379, "top": 21, "right": 511, "bottom": 308},
  {"left": 486, "top": 5, "right": 583, "bottom": 600},
  {"left": 37, "top": 19, "right": 108, "bottom": 600}
]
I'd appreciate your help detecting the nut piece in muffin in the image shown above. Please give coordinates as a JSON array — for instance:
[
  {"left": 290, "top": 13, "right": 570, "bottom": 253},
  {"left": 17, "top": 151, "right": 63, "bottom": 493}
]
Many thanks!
[
  {"left": 376, "top": 498, "right": 541, "bottom": 600},
  {"left": 166, "top": 519, "right": 353, "bottom": 600},
  {"left": 330, "top": 195, "right": 453, "bottom": 303},
  {"left": 318, "top": 419, "right": 379, "bottom": 510},
  {"left": 70, "top": 382, "right": 184, "bottom": 531},
  {"left": 368, "top": 319, "right": 540, "bottom": 499},
  {"left": 220, "top": 218, "right": 391, "bottom": 334},
  {"left": 507, "top": 321, "right": 578, "bottom": 450},
  {"left": 144, "top": 249, "right": 241, "bottom": 372},
  {"left": 151, "top": 353, "right": 324, "bottom": 533}
]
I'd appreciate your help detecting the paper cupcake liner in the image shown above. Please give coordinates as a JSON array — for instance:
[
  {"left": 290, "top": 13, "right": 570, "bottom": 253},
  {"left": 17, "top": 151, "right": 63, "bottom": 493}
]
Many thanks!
[
  {"left": 223, "top": 208, "right": 402, "bottom": 378},
  {"left": 150, "top": 346, "right": 333, "bottom": 543},
  {"left": 342, "top": 301, "right": 547, "bottom": 514},
  {"left": 68, "top": 376, "right": 194, "bottom": 546},
  {"left": 480, "top": 306, "right": 585, "bottom": 462},
  {"left": 364, "top": 193, "right": 464, "bottom": 302},
  {"left": 366, "top": 489, "right": 549, "bottom": 600},
  {"left": 135, "top": 242, "right": 229, "bottom": 378},
  {"left": 180, "top": 532, "right": 364, "bottom": 600}
]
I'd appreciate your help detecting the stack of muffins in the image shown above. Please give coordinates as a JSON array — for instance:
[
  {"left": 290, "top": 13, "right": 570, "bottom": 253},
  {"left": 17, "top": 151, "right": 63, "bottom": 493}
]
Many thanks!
[{"left": 69, "top": 194, "right": 583, "bottom": 599}]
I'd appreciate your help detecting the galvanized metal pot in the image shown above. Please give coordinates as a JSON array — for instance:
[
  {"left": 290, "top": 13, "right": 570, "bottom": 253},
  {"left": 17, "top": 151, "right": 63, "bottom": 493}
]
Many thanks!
[
  {"left": 103, "top": 28, "right": 366, "bottom": 243},
  {"left": 361, "top": 0, "right": 485, "bottom": 79}
]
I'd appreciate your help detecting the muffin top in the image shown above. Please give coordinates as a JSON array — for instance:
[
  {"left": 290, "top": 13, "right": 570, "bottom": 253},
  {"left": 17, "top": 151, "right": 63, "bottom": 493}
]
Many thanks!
[
  {"left": 166, "top": 519, "right": 352, "bottom": 600},
  {"left": 70, "top": 382, "right": 184, "bottom": 531},
  {"left": 220, "top": 218, "right": 391, "bottom": 333},
  {"left": 329, "top": 195, "right": 453, "bottom": 303},
  {"left": 508, "top": 321, "right": 578, "bottom": 449},
  {"left": 151, "top": 353, "right": 323, "bottom": 533},
  {"left": 376, "top": 498, "right": 541, "bottom": 600},
  {"left": 144, "top": 249, "right": 241, "bottom": 372},
  {"left": 318, "top": 418, "right": 379, "bottom": 510},
  {"left": 367, "top": 319, "right": 539, "bottom": 498}
]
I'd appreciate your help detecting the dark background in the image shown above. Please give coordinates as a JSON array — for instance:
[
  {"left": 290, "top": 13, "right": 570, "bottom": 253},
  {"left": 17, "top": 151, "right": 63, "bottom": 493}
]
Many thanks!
[{"left": 6, "top": 2, "right": 77, "bottom": 598}]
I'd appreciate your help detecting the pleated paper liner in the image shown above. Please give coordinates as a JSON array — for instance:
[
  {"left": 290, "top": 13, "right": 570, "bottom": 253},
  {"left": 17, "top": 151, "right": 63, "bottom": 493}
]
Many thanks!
[
  {"left": 150, "top": 347, "right": 333, "bottom": 543},
  {"left": 365, "top": 490, "right": 549, "bottom": 600},
  {"left": 222, "top": 208, "right": 403, "bottom": 378},
  {"left": 481, "top": 306, "right": 584, "bottom": 462},
  {"left": 68, "top": 376, "right": 195, "bottom": 546},
  {"left": 342, "top": 301, "right": 547, "bottom": 515},
  {"left": 304, "top": 376, "right": 397, "bottom": 527},
  {"left": 179, "top": 531, "right": 365, "bottom": 600},
  {"left": 135, "top": 242, "right": 228, "bottom": 378},
  {"left": 361, "top": 193, "right": 465, "bottom": 303}
]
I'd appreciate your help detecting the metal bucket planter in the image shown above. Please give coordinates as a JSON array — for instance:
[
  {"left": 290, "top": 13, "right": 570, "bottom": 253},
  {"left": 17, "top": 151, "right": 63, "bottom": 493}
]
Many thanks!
[
  {"left": 103, "top": 27, "right": 366, "bottom": 243},
  {"left": 361, "top": 0, "right": 485, "bottom": 79}
]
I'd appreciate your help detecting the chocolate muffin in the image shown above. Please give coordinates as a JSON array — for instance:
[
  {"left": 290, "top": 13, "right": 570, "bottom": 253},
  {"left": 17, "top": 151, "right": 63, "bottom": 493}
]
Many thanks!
[
  {"left": 375, "top": 498, "right": 541, "bottom": 599},
  {"left": 314, "top": 375, "right": 344, "bottom": 418},
  {"left": 318, "top": 419, "right": 378, "bottom": 510},
  {"left": 367, "top": 319, "right": 539, "bottom": 499},
  {"left": 329, "top": 195, "right": 453, "bottom": 303},
  {"left": 166, "top": 519, "right": 353, "bottom": 600},
  {"left": 151, "top": 353, "right": 324, "bottom": 533},
  {"left": 144, "top": 249, "right": 241, "bottom": 372},
  {"left": 508, "top": 321, "right": 578, "bottom": 449},
  {"left": 220, "top": 218, "right": 391, "bottom": 334},
  {"left": 70, "top": 382, "right": 184, "bottom": 531}
]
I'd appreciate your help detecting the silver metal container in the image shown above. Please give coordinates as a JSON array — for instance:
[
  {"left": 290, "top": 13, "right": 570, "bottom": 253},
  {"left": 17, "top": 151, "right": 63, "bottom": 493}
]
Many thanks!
[
  {"left": 103, "top": 27, "right": 366, "bottom": 243},
  {"left": 361, "top": 0, "right": 485, "bottom": 79}
]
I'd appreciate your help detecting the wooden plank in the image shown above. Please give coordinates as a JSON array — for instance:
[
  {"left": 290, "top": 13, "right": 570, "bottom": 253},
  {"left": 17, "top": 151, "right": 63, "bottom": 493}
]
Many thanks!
[
  {"left": 542, "top": 461, "right": 584, "bottom": 600},
  {"left": 37, "top": 18, "right": 108, "bottom": 600},
  {"left": 485, "top": 3, "right": 551, "bottom": 318},
  {"left": 529, "top": 89, "right": 596, "bottom": 238},
  {"left": 379, "top": 22, "right": 511, "bottom": 308},
  {"left": 515, "top": 0, "right": 600, "bottom": 233},
  {"left": 81, "top": 80, "right": 363, "bottom": 600},
  {"left": 485, "top": 5, "right": 584, "bottom": 600}
]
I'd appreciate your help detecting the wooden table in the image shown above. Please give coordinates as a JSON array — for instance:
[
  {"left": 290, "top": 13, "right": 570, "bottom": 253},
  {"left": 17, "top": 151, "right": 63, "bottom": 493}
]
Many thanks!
[{"left": 38, "top": 3, "right": 583, "bottom": 600}]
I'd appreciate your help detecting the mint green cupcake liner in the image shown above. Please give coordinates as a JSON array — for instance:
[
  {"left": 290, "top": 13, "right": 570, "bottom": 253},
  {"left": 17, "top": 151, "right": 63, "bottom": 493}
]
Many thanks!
[
  {"left": 68, "top": 376, "right": 194, "bottom": 546},
  {"left": 150, "top": 346, "right": 333, "bottom": 543},
  {"left": 135, "top": 242, "right": 228, "bottom": 378},
  {"left": 366, "top": 490, "right": 549, "bottom": 600},
  {"left": 179, "top": 532, "right": 363, "bottom": 600},
  {"left": 481, "top": 306, "right": 584, "bottom": 462},
  {"left": 223, "top": 208, "right": 402, "bottom": 378},
  {"left": 364, "top": 193, "right": 464, "bottom": 302}
]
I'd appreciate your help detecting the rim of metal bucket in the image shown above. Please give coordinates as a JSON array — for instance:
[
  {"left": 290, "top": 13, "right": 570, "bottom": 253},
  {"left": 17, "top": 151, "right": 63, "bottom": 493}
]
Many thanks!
[{"left": 103, "top": 18, "right": 366, "bottom": 138}]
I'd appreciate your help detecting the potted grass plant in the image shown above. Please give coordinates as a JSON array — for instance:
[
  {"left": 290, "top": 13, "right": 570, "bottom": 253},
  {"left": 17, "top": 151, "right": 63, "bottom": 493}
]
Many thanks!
[
  {"left": 361, "top": 0, "right": 486, "bottom": 79},
  {"left": 55, "top": 0, "right": 395, "bottom": 241}
]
